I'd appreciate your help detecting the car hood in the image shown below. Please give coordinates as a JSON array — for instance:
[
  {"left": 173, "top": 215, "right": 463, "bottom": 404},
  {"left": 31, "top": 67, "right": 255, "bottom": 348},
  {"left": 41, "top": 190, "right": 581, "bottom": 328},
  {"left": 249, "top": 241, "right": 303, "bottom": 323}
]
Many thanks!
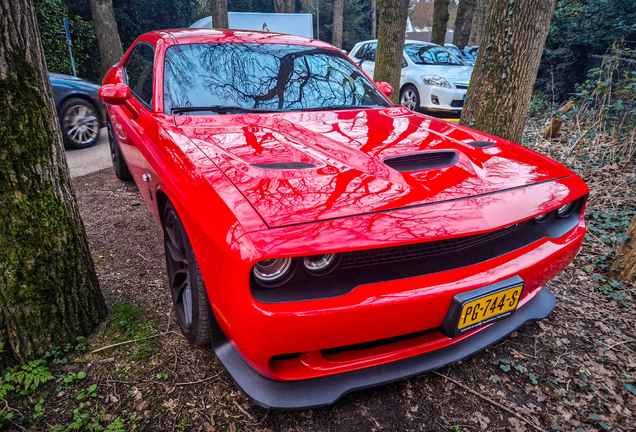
[
  {"left": 175, "top": 107, "right": 572, "bottom": 228},
  {"left": 414, "top": 64, "right": 473, "bottom": 84}
]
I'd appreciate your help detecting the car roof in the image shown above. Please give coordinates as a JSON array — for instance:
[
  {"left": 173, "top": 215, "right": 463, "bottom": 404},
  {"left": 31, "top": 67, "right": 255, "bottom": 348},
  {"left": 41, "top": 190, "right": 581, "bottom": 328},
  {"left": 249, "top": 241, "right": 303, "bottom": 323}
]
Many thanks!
[
  {"left": 352, "top": 39, "right": 439, "bottom": 50},
  {"left": 140, "top": 28, "right": 334, "bottom": 49}
]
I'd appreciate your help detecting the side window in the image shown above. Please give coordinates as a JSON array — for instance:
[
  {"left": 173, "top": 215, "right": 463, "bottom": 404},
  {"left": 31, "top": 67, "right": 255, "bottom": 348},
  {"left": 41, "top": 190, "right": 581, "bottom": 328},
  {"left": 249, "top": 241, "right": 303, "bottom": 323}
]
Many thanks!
[
  {"left": 125, "top": 43, "right": 154, "bottom": 107},
  {"left": 402, "top": 57, "right": 408, "bottom": 68},
  {"left": 356, "top": 44, "right": 369, "bottom": 59},
  {"left": 369, "top": 43, "right": 377, "bottom": 61}
]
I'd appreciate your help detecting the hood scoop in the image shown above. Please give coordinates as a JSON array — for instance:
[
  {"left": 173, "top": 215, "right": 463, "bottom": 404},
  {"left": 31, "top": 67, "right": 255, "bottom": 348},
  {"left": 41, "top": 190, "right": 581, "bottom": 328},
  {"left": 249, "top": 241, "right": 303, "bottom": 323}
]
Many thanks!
[
  {"left": 383, "top": 151, "right": 458, "bottom": 172},
  {"left": 250, "top": 162, "right": 317, "bottom": 170}
]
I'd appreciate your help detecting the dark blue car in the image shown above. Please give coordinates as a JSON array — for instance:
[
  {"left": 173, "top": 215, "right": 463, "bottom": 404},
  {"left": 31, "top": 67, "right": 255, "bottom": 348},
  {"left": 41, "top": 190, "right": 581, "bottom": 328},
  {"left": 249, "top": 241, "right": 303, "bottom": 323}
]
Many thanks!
[{"left": 49, "top": 73, "right": 106, "bottom": 149}]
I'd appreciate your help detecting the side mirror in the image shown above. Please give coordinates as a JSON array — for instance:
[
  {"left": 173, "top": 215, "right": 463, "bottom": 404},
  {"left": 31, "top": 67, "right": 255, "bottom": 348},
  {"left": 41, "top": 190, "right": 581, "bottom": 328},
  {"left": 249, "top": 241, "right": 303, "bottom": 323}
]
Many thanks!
[
  {"left": 99, "top": 83, "right": 131, "bottom": 105},
  {"left": 376, "top": 81, "right": 394, "bottom": 98}
]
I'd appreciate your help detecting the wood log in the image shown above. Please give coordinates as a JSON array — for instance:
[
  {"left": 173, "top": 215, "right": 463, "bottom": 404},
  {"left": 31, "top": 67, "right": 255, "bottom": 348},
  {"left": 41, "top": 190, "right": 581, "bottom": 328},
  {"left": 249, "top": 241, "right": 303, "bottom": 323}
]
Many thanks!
[
  {"left": 543, "top": 117, "right": 564, "bottom": 139},
  {"left": 558, "top": 100, "right": 574, "bottom": 114},
  {"left": 609, "top": 215, "right": 636, "bottom": 281}
]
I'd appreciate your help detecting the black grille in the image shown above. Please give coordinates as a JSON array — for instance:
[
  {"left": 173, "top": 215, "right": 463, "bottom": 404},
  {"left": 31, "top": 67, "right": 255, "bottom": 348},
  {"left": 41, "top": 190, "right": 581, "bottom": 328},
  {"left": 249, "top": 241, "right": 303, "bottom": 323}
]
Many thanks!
[
  {"left": 450, "top": 100, "right": 465, "bottom": 108},
  {"left": 251, "top": 194, "right": 586, "bottom": 303},
  {"left": 383, "top": 151, "right": 458, "bottom": 172},
  {"left": 251, "top": 162, "right": 316, "bottom": 170},
  {"left": 455, "top": 83, "right": 469, "bottom": 89},
  {"left": 340, "top": 221, "right": 529, "bottom": 269}
]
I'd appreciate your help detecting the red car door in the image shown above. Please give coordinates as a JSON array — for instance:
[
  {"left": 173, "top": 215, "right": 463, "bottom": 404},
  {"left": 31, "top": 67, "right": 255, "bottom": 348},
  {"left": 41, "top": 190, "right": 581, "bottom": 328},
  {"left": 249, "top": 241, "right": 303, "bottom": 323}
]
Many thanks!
[{"left": 111, "top": 42, "right": 157, "bottom": 208}]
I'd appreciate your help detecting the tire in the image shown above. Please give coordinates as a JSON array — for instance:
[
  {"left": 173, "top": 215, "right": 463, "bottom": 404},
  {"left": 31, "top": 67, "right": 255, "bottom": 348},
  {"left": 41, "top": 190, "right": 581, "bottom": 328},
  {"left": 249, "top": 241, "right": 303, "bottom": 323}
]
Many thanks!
[
  {"left": 107, "top": 118, "right": 133, "bottom": 181},
  {"left": 60, "top": 98, "right": 101, "bottom": 149},
  {"left": 163, "top": 202, "right": 211, "bottom": 345},
  {"left": 400, "top": 84, "right": 420, "bottom": 111}
]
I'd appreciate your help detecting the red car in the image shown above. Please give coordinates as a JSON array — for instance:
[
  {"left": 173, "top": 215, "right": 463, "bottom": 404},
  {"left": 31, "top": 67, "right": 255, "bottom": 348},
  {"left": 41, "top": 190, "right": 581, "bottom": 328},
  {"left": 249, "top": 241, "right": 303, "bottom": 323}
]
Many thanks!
[{"left": 99, "top": 29, "right": 588, "bottom": 409}]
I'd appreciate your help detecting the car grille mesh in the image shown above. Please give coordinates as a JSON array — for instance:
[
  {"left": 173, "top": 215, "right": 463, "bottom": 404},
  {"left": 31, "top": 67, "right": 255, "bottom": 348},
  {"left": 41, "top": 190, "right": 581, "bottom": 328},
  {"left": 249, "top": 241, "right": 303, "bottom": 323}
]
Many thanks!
[
  {"left": 339, "top": 220, "right": 530, "bottom": 269},
  {"left": 450, "top": 100, "right": 465, "bottom": 108},
  {"left": 383, "top": 151, "right": 458, "bottom": 172}
]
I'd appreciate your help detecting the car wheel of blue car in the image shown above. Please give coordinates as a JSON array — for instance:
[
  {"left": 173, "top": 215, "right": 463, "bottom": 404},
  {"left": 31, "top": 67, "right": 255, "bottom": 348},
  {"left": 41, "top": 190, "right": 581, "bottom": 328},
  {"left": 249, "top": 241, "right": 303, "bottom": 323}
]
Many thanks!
[
  {"left": 163, "top": 202, "right": 212, "bottom": 345},
  {"left": 60, "top": 98, "right": 100, "bottom": 149},
  {"left": 107, "top": 118, "right": 133, "bottom": 181}
]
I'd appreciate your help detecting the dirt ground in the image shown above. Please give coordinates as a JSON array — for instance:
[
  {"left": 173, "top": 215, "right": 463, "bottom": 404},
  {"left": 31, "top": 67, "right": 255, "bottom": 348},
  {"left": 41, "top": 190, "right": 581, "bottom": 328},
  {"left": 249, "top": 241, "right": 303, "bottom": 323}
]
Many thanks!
[{"left": 3, "top": 121, "right": 636, "bottom": 431}]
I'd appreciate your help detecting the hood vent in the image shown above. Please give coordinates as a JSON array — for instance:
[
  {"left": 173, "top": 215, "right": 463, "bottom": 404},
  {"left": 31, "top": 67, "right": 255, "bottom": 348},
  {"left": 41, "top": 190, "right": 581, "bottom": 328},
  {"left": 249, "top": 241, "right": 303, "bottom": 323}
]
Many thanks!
[
  {"left": 383, "top": 151, "right": 458, "bottom": 172},
  {"left": 250, "top": 162, "right": 317, "bottom": 170},
  {"left": 469, "top": 141, "right": 497, "bottom": 148}
]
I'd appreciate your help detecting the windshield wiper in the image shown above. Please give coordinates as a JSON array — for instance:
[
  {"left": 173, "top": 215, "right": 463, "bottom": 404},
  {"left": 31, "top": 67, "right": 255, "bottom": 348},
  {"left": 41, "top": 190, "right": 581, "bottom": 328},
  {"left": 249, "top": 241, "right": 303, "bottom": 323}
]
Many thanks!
[
  {"left": 290, "top": 104, "right": 387, "bottom": 112},
  {"left": 171, "top": 105, "right": 284, "bottom": 114}
]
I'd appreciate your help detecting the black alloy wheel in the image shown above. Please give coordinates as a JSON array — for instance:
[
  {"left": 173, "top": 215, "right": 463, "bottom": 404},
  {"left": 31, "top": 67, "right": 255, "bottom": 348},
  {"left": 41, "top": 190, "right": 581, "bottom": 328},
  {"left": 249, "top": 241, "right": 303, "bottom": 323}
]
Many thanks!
[
  {"left": 163, "top": 202, "right": 212, "bottom": 345},
  {"left": 107, "top": 118, "right": 133, "bottom": 181}
]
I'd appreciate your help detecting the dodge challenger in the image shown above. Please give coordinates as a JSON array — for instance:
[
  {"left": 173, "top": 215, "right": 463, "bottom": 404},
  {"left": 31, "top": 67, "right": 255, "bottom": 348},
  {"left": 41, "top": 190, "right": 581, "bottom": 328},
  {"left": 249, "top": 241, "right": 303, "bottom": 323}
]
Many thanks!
[{"left": 99, "top": 28, "right": 589, "bottom": 409}]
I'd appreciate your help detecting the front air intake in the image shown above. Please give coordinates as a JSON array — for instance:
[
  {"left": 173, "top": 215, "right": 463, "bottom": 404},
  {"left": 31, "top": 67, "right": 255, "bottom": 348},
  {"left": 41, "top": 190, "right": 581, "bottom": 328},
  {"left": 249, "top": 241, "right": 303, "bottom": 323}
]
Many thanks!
[
  {"left": 383, "top": 151, "right": 458, "bottom": 172},
  {"left": 250, "top": 162, "right": 317, "bottom": 170}
]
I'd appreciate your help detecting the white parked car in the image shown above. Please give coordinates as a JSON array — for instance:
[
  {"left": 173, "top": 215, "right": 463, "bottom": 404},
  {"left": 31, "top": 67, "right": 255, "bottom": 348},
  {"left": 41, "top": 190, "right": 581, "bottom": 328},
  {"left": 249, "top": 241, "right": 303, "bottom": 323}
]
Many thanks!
[{"left": 350, "top": 40, "right": 473, "bottom": 113}]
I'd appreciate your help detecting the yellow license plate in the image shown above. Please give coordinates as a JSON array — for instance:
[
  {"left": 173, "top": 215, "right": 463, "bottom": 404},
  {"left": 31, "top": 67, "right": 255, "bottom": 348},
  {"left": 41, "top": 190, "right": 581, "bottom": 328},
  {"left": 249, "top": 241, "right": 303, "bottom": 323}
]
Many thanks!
[{"left": 458, "top": 285, "right": 523, "bottom": 329}]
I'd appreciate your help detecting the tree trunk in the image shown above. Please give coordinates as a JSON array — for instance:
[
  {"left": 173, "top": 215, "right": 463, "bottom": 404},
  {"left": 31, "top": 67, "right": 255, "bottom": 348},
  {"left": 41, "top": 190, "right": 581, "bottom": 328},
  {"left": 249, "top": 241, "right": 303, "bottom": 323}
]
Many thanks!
[
  {"left": 211, "top": 0, "right": 229, "bottom": 28},
  {"left": 89, "top": 0, "right": 123, "bottom": 78},
  {"left": 0, "top": 0, "right": 106, "bottom": 369},
  {"left": 609, "top": 215, "right": 636, "bottom": 281},
  {"left": 374, "top": 0, "right": 409, "bottom": 104},
  {"left": 432, "top": 0, "right": 450, "bottom": 46},
  {"left": 460, "top": 0, "right": 556, "bottom": 144},
  {"left": 468, "top": 0, "right": 489, "bottom": 46},
  {"left": 273, "top": 0, "right": 295, "bottom": 13},
  {"left": 453, "top": 0, "right": 477, "bottom": 49},
  {"left": 332, "top": 0, "right": 344, "bottom": 48},
  {"left": 371, "top": 0, "right": 377, "bottom": 38}
]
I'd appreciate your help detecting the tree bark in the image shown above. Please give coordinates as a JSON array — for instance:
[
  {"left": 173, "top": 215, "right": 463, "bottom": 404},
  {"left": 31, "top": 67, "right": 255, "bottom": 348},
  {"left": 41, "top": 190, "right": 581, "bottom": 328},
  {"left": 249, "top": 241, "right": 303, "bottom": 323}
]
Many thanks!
[
  {"left": 609, "top": 215, "right": 636, "bottom": 281},
  {"left": 0, "top": 0, "right": 106, "bottom": 369},
  {"left": 273, "top": 0, "right": 295, "bottom": 13},
  {"left": 210, "top": 0, "right": 229, "bottom": 28},
  {"left": 460, "top": 0, "right": 556, "bottom": 144},
  {"left": 89, "top": 0, "right": 123, "bottom": 78},
  {"left": 332, "top": 0, "right": 344, "bottom": 48},
  {"left": 468, "top": 0, "right": 489, "bottom": 46},
  {"left": 453, "top": 0, "right": 477, "bottom": 49},
  {"left": 371, "top": 0, "right": 377, "bottom": 38},
  {"left": 432, "top": 0, "right": 450, "bottom": 46},
  {"left": 374, "top": 0, "right": 409, "bottom": 104}
]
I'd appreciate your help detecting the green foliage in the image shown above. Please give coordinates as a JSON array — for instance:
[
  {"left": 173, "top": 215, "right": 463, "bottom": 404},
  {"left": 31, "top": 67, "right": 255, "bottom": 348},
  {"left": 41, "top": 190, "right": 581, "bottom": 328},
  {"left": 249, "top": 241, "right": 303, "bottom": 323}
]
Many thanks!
[
  {"left": 538, "top": 0, "right": 636, "bottom": 100},
  {"left": 34, "top": 0, "right": 100, "bottom": 82},
  {"left": 62, "top": 371, "right": 87, "bottom": 384},
  {"left": 105, "top": 417, "right": 125, "bottom": 432},
  {"left": 76, "top": 383, "right": 98, "bottom": 400},
  {"left": 2, "top": 359, "right": 54, "bottom": 395},
  {"left": 56, "top": 403, "right": 102, "bottom": 431},
  {"left": 528, "top": 95, "right": 552, "bottom": 117},
  {"left": 112, "top": 0, "right": 199, "bottom": 50}
]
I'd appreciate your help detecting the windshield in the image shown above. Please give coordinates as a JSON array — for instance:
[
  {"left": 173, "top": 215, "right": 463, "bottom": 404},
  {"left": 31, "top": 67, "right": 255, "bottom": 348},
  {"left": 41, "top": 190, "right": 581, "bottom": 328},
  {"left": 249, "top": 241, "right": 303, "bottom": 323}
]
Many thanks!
[
  {"left": 404, "top": 45, "right": 464, "bottom": 66},
  {"left": 445, "top": 45, "right": 462, "bottom": 58},
  {"left": 163, "top": 43, "right": 391, "bottom": 114}
]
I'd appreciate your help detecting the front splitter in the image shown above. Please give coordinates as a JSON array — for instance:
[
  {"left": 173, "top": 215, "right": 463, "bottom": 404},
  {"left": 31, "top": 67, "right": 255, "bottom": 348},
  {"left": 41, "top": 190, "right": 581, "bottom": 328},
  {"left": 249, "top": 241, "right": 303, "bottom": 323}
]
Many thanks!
[{"left": 211, "top": 287, "right": 555, "bottom": 409}]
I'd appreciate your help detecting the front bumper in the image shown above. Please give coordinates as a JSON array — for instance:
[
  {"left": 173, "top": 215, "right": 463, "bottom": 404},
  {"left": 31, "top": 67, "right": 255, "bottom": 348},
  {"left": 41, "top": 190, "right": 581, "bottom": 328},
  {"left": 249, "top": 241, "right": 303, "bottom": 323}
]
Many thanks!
[
  {"left": 418, "top": 84, "right": 466, "bottom": 111},
  {"left": 212, "top": 286, "right": 556, "bottom": 409}
]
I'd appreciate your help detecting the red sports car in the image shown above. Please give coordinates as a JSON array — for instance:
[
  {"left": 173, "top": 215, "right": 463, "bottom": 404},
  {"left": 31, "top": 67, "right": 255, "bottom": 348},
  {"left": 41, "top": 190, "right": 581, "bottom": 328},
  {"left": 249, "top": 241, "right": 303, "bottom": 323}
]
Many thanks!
[{"left": 99, "top": 29, "right": 588, "bottom": 409}]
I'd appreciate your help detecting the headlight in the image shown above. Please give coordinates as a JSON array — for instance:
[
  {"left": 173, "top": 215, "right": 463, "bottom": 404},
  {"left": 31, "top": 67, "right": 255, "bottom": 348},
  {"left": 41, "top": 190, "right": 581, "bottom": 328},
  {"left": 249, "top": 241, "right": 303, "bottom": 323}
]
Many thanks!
[
  {"left": 422, "top": 75, "right": 451, "bottom": 88},
  {"left": 557, "top": 202, "right": 576, "bottom": 218},
  {"left": 253, "top": 258, "right": 295, "bottom": 287},
  {"left": 534, "top": 213, "right": 551, "bottom": 223},
  {"left": 302, "top": 253, "right": 340, "bottom": 276}
]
